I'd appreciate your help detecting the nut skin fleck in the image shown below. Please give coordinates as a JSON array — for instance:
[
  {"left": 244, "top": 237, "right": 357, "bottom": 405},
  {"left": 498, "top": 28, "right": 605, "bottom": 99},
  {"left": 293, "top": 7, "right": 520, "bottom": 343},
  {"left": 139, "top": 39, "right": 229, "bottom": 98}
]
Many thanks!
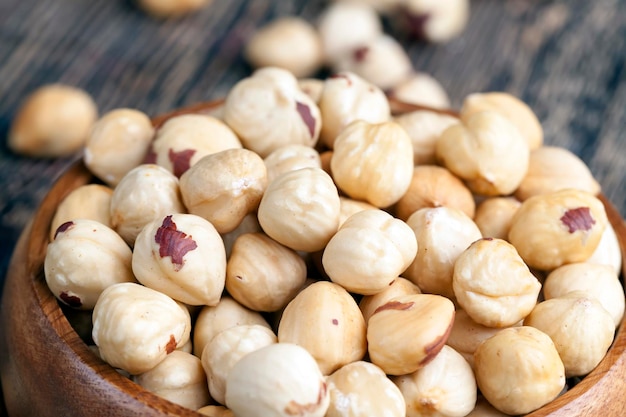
[
  {"left": 165, "top": 334, "right": 177, "bottom": 354},
  {"left": 59, "top": 291, "right": 82, "bottom": 308},
  {"left": 373, "top": 300, "right": 415, "bottom": 315},
  {"left": 284, "top": 381, "right": 327, "bottom": 416},
  {"left": 560, "top": 207, "right": 596, "bottom": 233},
  {"left": 332, "top": 319, "right": 339, "bottom": 325},
  {"left": 168, "top": 148, "right": 196, "bottom": 178},
  {"left": 353, "top": 46, "right": 369, "bottom": 63},
  {"left": 54, "top": 221, "right": 75, "bottom": 239},
  {"left": 295, "top": 101, "right": 316, "bottom": 138},
  {"left": 154, "top": 215, "right": 198, "bottom": 271}
]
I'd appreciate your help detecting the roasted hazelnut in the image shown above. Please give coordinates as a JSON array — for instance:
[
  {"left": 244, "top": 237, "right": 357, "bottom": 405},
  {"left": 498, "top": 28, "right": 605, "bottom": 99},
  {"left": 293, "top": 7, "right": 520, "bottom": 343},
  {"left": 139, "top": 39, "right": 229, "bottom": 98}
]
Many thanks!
[
  {"left": 220, "top": 213, "right": 262, "bottom": 258},
  {"left": 8, "top": 84, "right": 97, "bottom": 157},
  {"left": 245, "top": 17, "right": 323, "bottom": 78},
  {"left": 394, "top": 110, "right": 458, "bottom": 165},
  {"left": 473, "top": 196, "right": 522, "bottom": 240},
  {"left": 586, "top": 221, "right": 623, "bottom": 274},
  {"left": 135, "top": 0, "right": 211, "bottom": 18},
  {"left": 84, "top": 108, "right": 155, "bottom": 186},
  {"left": 400, "top": 0, "right": 470, "bottom": 43},
  {"left": 264, "top": 144, "right": 321, "bottom": 184},
  {"left": 359, "top": 277, "right": 421, "bottom": 323},
  {"left": 389, "top": 72, "right": 451, "bottom": 110}
]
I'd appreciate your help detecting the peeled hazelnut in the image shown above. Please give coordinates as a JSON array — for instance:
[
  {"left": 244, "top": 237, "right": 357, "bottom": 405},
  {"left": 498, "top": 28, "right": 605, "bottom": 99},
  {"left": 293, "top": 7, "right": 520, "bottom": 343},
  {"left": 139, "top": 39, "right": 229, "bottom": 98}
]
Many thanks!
[
  {"left": 9, "top": 84, "right": 97, "bottom": 157},
  {"left": 367, "top": 293, "right": 455, "bottom": 375},
  {"left": 394, "top": 110, "right": 458, "bottom": 165},
  {"left": 44, "top": 219, "right": 135, "bottom": 310},
  {"left": 245, "top": 17, "right": 323, "bottom": 78},
  {"left": 92, "top": 282, "right": 192, "bottom": 375},
  {"left": 338, "top": 196, "right": 378, "bottom": 227},
  {"left": 322, "top": 209, "right": 417, "bottom": 295},
  {"left": 515, "top": 146, "right": 601, "bottom": 201},
  {"left": 400, "top": 0, "right": 470, "bottom": 43},
  {"left": 132, "top": 213, "right": 226, "bottom": 306},
  {"left": 226, "top": 232, "right": 307, "bottom": 312},
  {"left": 473, "top": 197, "right": 522, "bottom": 240},
  {"left": 225, "top": 343, "right": 330, "bottom": 417},
  {"left": 326, "top": 361, "right": 406, "bottom": 417},
  {"left": 404, "top": 206, "right": 482, "bottom": 301},
  {"left": 258, "top": 167, "right": 341, "bottom": 252},
  {"left": 223, "top": 67, "right": 321, "bottom": 157},
  {"left": 392, "top": 345, "right": 477, "bottom": 417},
  {"left": 524, "top": 292, "right": 615, "bottom": 377},
  {"left": 264, "top": 144, "right": 321, "bottom": 184},
  {"left": 278, "top": 281, "right": 367, "bottom": 375},
  {"left": 197, "top": 405, "right": 234, "bottom": 417},
  {"left": 179, "top": 148, "right": 268, "bottom": 234},
  {"left": 359, "top": 277, "right": 421, "bottom": 323},
  {"left": 84, "top": 108, "right": 155, "bottom": 186},
  {"left": 331, "top": 120, "right": 413, "bottom": 208},
  {"left": 134, "top": 350, "right": 210, "bottom": 410},
  {"left": 473, "top": 326, "right": 565, "bottom": 415},
  {"left": 586, "top": 221, "right": 623, "bottom": 274},
  {"left": 299, "top": 78, "right": 325, "bottom": 103},
  {"left": 201, "top": 324, "right": 277, "bottom": 405},
  {"left": 220, "top": 213, "right": 262, "bottom": 258},
  {"left": 49, "top": 184, "right": 113, "bottom": 241},
  {"left": 394, "top": 165, "right": 476, "bottom": 221},
  {"left": 389, "top": 72, "right": 451, "bottom": 110},
  {"left": 436, "top": 111, "right": 530, "bottom": 196},
  {"left": 318, "top": 72, "right": 390, "bottom": 149},
  {"left": 135, "top": 0, "right": 211, "bottom": 18},
  {"left": 508, "top": 189, "right": 608, "bottom": 270},
  {"left": 466, "top": 396, "right": 512, "bottom": 417},
  {"left": 543, "top": 262, "right": 625, "bottom": 328}
]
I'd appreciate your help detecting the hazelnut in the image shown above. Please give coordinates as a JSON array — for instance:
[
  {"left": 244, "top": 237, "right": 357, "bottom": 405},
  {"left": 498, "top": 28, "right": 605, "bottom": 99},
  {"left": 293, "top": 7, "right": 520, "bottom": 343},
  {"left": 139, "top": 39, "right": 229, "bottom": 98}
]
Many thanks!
[
  {"left": 330, "top": 0, "right": 404, "bottom": 14},
  {"left": 465, "top": 396, "right": 511, "bottom": 417},
  {"left": 84, "top": 108, "right": 155, "bottom": 186},
  {"left": 197, "top": 405, "right": 234, "bottom": 417},
  {"left": 473, "top": 197, "right": 522, "bottom": 240},
  {"left": 586, "top": 220, "right": 623, "bottom": 274},
  {"left": 225, "top": 343, "right": 330, "bottom": 417},
  {"left": 8, "top": 84, "right": 97, "bottom": 157},
  {"left": 400, "top": 0, "right": 470, "bottom": 43},
  {"left": 436, "top": 111, "right": 530, "bottom": 196},
  {"left": 367, "top": 293, "right": 455, "bottom": 375},
  {"left": 257, "top": 167, "right": 341, "bottom": 252},
  {"left": 223, "top": 67, "right": 321, "bottom": 157},
  {"left": 453, "top": 238, "right": 541, "bottom": 328},
  {"left": 264, "top": 144, "right": 321, "bottom": 184},
  {"left": 92, "top": 282, "right": 192, "bottom": 375},
  {"left": 394, "top": 109, "right": 458, "bottom": 165},
  {"left": 326, "top": 361, "right": 406, "bottom": 417},
  {"left": 474, "top": 326, "right": 565, "bottom": 415},
  {"left": 338, "top": 196, "right": 377, "bottom": 227},
  {"left": 298, "top": 78, "right": 325, "bottom": 103},
  {"left": 359, "top": 277, "right": 421, "bottom": 323},
  {"left": 135, "top": 0, "right": 211, "bottom": 18},
  {"left": 322, "top": 209, "right": 417, "bottom": 295},
  {"left": 389, "top": 72, "right": 451, "bottom": 110},
  {"left": 44, "top": 219, "right": 135, "bottom": 310},
  {"left": 392, "top": 345, "right": 477, "bottom": 417},
  {"left": 220, "top": 213, "right": 262, "bottom": 258},
  {"left": 331, "top": 120, "right": 413, "bottom": 208},
  {"left": 179, "top": 148, "right": 268, "bottom": 234},
  {"left": 278, "top": 281, "right": 367, "bottom": 375},
  {"left": 132, "top": 213, "right": 226, "bottom": 306},
  {"left": 245, "top": 17, "right": 323, "bottom": 78},
  {"left": 508, "top": 189, "right": 608, "bottom": 270}
]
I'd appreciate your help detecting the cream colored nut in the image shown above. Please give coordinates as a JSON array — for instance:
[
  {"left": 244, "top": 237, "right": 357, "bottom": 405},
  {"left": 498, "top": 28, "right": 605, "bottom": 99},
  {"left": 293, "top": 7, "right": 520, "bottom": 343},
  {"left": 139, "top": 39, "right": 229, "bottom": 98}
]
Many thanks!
[
  {"left": 258, "top": 167, "right": 340, "bottom": 252},
  {"left": 223, "top": 67, "right": 321, "bottom": 158},
  {"left": 49, "top": 184, "right": 113, "bottom": 241},
  {"left": 317, "top": 1, "right": 382, "bottom": 65},
  {"left": 332, "top": 35, "right": 413, "bottom": 91},
  {"left": 197, "top": 405, "right": 234, "bottom": 417},
  {"left": 226, "top": 343, "right": 329, "bottom": 417},
  {"left": 359, "top": 277, "right": 421, "bottom": 323},
  {"left": 226, "top": 232, "right": 307, "bottom": 312},
  {"left": 453, "top": 238, "right": 541, "bottom": 328},
  {"left": 92, "top": 282, "right": 192, "bottom": 375},
  {"left": 508, "top": 189, "right": 608, "bottom": 270},
  {"left": 367, "top": 293, "right": 455, "bottom": 375},
  {"left": 110, "top": 164, "right": 186, "bottom": 246},
  {"left": 474, "top": 326, "right": 565, "bottom": 415},
  {"left": 322, "top": 209, "right": 417, "bottom": 295},
  {"left": 84, "top": 108, "right": 155, "bottom": 186},
  {"left": 473, "top": 197, "right": 522, "bottom": 240},
  {"left": 298, "top": 78, "right": 325, "bottom": 103},
  {"left": 326, "top": 361, "right": 406, "bottom": 417},
  {"left": 245, "top": 17, "right": 323, "bottom": 78},
  {"left": 136, "top": 0, "right": 211, "bottom": 18},
  {"left": 338, "top": 196, "right": 377, "bottom": 227},
  {"left": 401, "top": 0, "right": 469, "bottom": 43},
  {"left": 318, "top": 72, "right": 390, "bottom": 149},
  {"left": 264, "top": 144, "right": 321, "bottom": 184},
  {"left": 201, "top": 324, "right": 277, "bottom": 405},
  {"left": 132, "top": 213, "right": 226, "bottom": 306},
  {"left": 278, "top": 281, "right": 367, "bottom": 375},
  {"left": 179, "top": 148, "right": 267, "bottom": 234},
  {"left": 330, "top": 0, "right": 404, "bottom": 14},
  {"left": 133, "top": 350, "right": 210, "bottom": 410},
  {"left": 404, "top": 206, "right": 482, "bottom": 301},
  {"left": 193, "top": 296, "right": 271, "bottom": 357},
  {"left": 44, "top": 219, "right": 135, "bottom": 310},
  {"left": 515, "top": 146, "right": 601, "bottom": 201},
  {"left": 436, "top": 111, "right": 530, "bottom": 196},
  {"left": 543, "top": 262, "right": 624, "bottom": 328},
  {"left": 394, "top": 110, "right": 458, "bottom": 165},
  {"left": 331, "top": 120, "right": 413, "bottom": 207},
  {"left": 221, "top": 213, "right": 262, "bottom": 258},
  {"left": 150, "top": 114, "right": 242, "bottom": 178},
  {"left": 392, "top": 345, "right": 477, "bottom": 417},
  {"left": 461, "top": 92, "right": 543, "bottom": 150},
  {"left": 394, "top": 165, "right": 476, "bottom": 221},
  {"left": 8, "top": 84, "right": 97, "bottom": 157},
  {"left": 524, "top": 292, "right": 615, "bottom": 377},
  {"left": 586, "top": 221, "right": 623, "bottom": 275},
  {"left": 389, "top": 72, "right": 451, "bottom": 110},
  {"left": 465, "top": 396, "right": 511, "bottom": 417}
]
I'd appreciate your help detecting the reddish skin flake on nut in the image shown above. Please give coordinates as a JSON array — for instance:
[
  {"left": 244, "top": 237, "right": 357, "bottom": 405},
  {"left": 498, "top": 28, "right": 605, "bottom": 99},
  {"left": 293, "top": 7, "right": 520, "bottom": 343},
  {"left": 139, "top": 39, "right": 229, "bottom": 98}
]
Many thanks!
[
  {"left": 154, "top": 215, "right": 198, "bottom": 271},
  {"left": 284, "top": 381, "right": 327, "bottom": 415},
  {"left": 165, "top": 334, "right": 177, "bottom": 354},
  {"left": 168, "top": 148, "right": 196, "bottom": 178},
  {"left": 373, "top": 300, "right": 415, "bottom": 315},
  {"left": 560, "top": 207, "right": 596, "bottom": 233},
  {"left": 295, "top": 101, "right": 316, "bottom": 138},
  {"left": 353, "top": 46, "right": 370, "bottom": 63},
  {"left": 332, "top": 319, "right": 339, "bottom": 325},
  {"left": 59, "top": 291, "right": 82, "bottom": 308},
  {"left": 54, "top": 221, "right": 75, "bottom": 239}
]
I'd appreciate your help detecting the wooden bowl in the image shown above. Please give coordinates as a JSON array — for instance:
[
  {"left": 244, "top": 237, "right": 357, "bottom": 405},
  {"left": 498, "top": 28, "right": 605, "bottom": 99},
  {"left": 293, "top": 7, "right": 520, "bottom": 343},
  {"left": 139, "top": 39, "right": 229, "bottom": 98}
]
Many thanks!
[{"left": 1, "top": 100, "right": 625, "bottom": 416}]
